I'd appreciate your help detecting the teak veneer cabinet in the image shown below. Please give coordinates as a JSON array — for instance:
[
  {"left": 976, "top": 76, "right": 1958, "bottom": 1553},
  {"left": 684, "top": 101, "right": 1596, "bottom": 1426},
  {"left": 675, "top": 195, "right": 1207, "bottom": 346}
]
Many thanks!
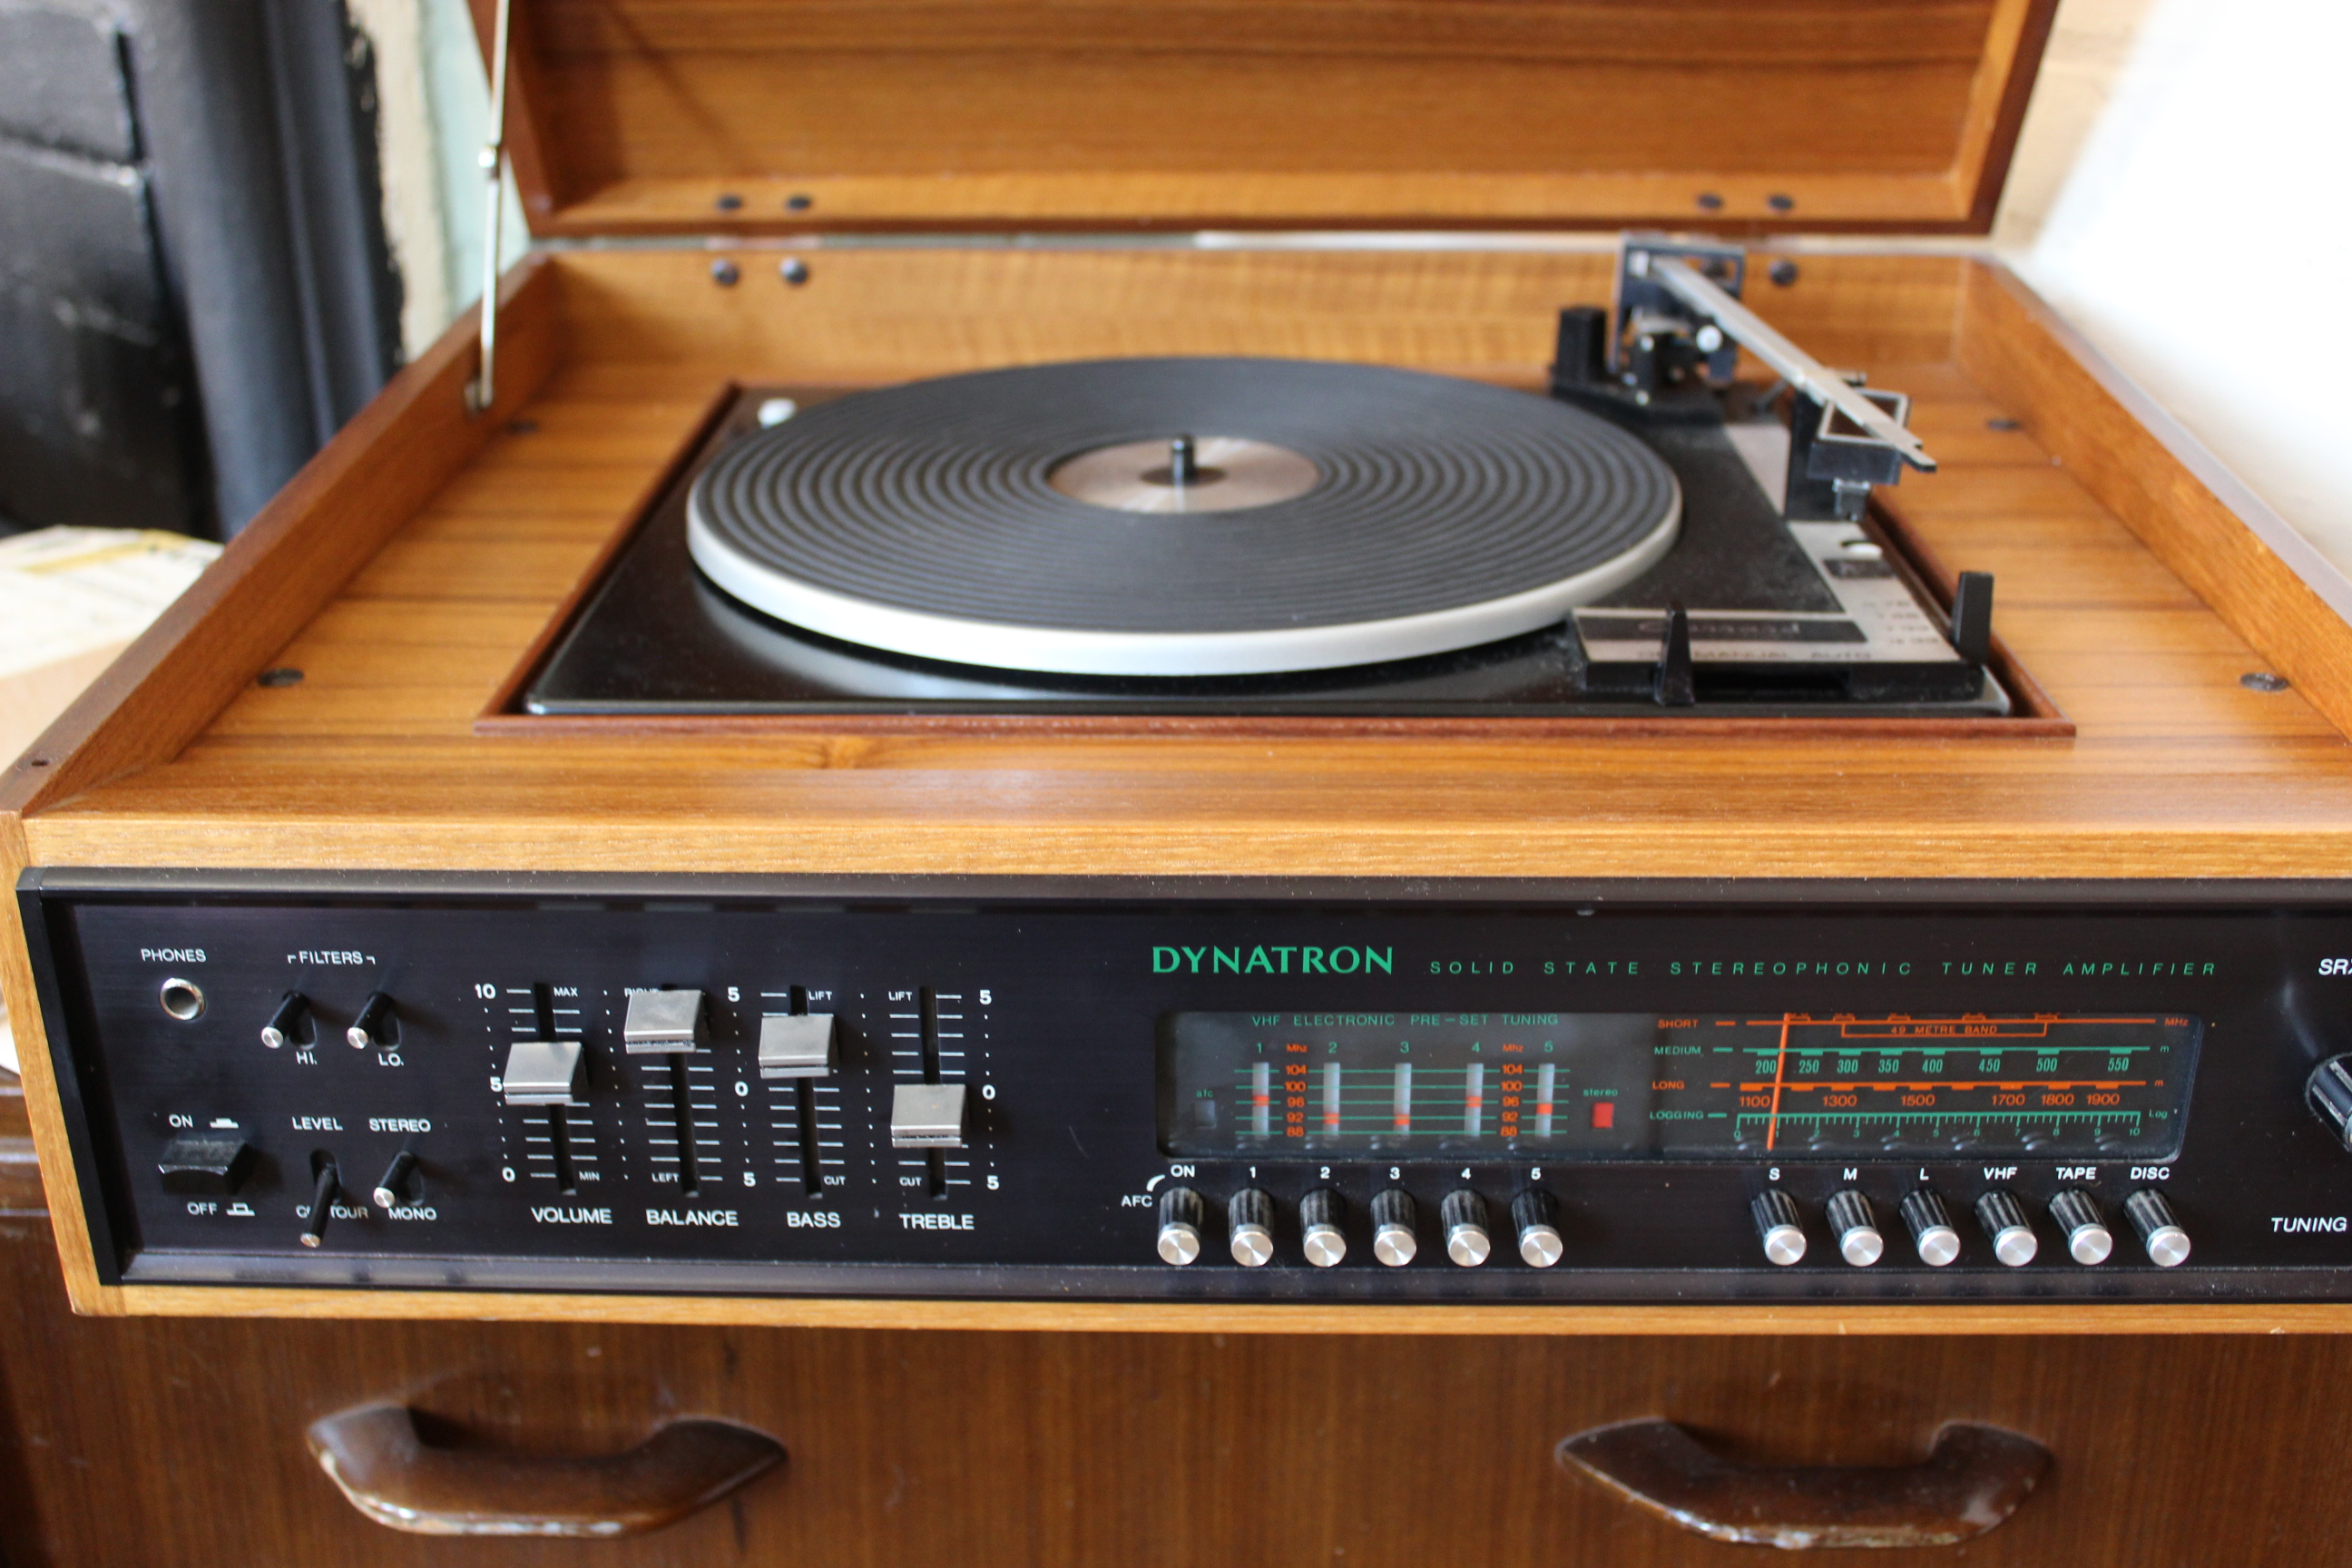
[{"left": 9, "top": 0, "right": 2352, "bottom": 1562}]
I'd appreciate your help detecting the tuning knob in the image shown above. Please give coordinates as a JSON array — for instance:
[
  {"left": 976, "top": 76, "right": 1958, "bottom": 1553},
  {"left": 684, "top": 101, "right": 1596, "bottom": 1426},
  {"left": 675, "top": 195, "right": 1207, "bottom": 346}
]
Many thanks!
[
  {"left": 1441, "top": 1190, "right": 1492, "bottom": 1267},
  {"left": 1752, "top": 1189, "right": 1806, "bottom": 1266},
  {"left": 2308, "top": 1057, "right": 2352, "bottom": 1147},
  {"left": 2049, "top": 1190, "right": 2114, "bottom": 1264},
  {"left": 2124, "top": 1189, "right": 2192, "bottom": 1268},
  {"left": 1300, "top": 1188, "right": 1348, "bottom": 1268},
  {"left": 1227, "top": 1188, "right": 1275, "bottom": 1268},
  {"left": 1511, "top": 1190, "right": 1564, "bottom": 1268},
  {"left": 1371, "top": 1190, "right": 1418, "bottom": 1267},
  {"left": 1975, "top": 1191, "right": 2038, "bottom": 1267},
  {"left": 1826, "top": 1189, "right": 1883, "bottom": 1267},
  {"left": 1899, "top": 1189, "right": 1962, "bottom": 1267},
  {"left": 1155, "top": 1186, "right": 1205, "bottom": 1265}
]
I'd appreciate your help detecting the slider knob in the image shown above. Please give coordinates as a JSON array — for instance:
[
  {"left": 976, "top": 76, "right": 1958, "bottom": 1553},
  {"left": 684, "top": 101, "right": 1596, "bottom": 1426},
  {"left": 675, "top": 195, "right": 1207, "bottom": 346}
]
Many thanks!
[
  {"left": 1228, "top": 1189, "right": 1276, "bottom": 1268},
  {"left": 1899, "top": 1189, "right": 1963, "bottom": 1268},
  {"left": 2125, "top": 1190, "right": 2192, "bottom": 1268},
  {"left": 2049, "top": 1190, "right": 2114, "bottom": 1265},
  {"left": 1155, "top": 1186, "right": 1206, "bottom": 1266},
  {"left": 2308, "top": 1056, "right": 2352, "bottom": 1148},
  {"left": 1299, "top": 1189, "right": 1348, "bottom": 1268},
  {"left": 1975, "top": 1191, "right": 2039, "bottom": 1267},
  {"left": 1441, "top": 1190, "right": 1492, "bottom": 1267},
  {"left": 1512, "top": 1190, "right": 1564, "bottom": 1269},
  {"left": 1826, "top": 1189, "right": 1883, "bottom": 1267},
  {"left": 1752, "top": 1189, "right": 1806, "bottom": 1266},
  {"left": 1370, "top": 1189, "right": 1417, "bottom": 1268}
]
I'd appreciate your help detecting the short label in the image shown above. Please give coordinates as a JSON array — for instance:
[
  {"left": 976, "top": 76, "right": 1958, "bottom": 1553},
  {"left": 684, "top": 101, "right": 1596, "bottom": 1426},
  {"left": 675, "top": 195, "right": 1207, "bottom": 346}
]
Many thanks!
[
  {"left": 291, "top": 1115, "right": 343, "bottom": 1132},
  {"left": 2272, "top": 1217, "right": 2348, "bottom": 1233},
  {"left": 900, "top": 1212, "right": 975, "bottom": 1231},
  {"left": 646, "top": 1209, "right": 739, "bottom": 1227},
  {"left": 532, "top": 1206, "right": 612, "bottom": 1224},
  {"left": 368, "top": 1117, "right": 431, "bottom": 1133},
  {"left": 785, "top": 1210, "right": 842, "bottom": 1229},
  {"left": 141, "top": 948, "right": 204, "bottom": 964}
]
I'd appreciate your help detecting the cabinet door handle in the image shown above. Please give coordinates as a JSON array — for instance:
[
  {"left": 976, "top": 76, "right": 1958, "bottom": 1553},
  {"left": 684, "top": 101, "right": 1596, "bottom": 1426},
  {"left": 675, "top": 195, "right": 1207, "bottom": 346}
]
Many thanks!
[
  {"left": 1557, "top": 1418, "right": 2050, "bottom": 1550},
  {"left": 307, "top": 1402, "right": 785, "bottom": 1537}
]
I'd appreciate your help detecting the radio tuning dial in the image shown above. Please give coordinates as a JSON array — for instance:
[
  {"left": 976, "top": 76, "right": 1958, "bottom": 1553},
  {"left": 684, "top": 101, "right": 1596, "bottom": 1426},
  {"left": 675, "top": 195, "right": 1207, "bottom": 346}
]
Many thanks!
[
  {"left": 1227, "top": 1189, "right": 1276, "bottom": 1267},
  {"left": 1370, "top": 1189, "right": 1418, "bottom": 1267},
  {"left": 1899, "top": 1189, "right": 1963, "bottom": 1267},
  {"left": 1752, "top": 1189, "right": 1807, "bottom": 1266},
  {"left": 1441, "top": 1190, "right": 1492, "bottom": 1267},
  {"left": 1826, "top": 1189, "right": 1883, "bottom": 1267},
  {"left": 2307, "top": 1057, "right": 2352, "bottom": 1148},
  {"left": 1299, "top": 1189, "right": 1348, "bottom": 1268},
  {"left": 1155, "top": 1186, "right": 1205, "bottom": 1266},
  {"left": 2049, "top": 1190, "right": 2114, "bottom": 1265},
  {"left": 1512, "top": 1190, "right": 1564, "bottom": 1268},
  {"left": 1975, "top": 1191, "right": 2038, "bottom": 1267},
  {"left": 2124, "top": 1190, "right": 2192, "bottom": 1268}
]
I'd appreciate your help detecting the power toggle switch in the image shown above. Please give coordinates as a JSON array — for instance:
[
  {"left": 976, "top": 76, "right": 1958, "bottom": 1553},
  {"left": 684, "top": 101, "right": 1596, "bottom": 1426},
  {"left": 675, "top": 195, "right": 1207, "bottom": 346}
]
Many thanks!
[{"left": 158, "top": 1133, "right": 254, "bottom": 1196}]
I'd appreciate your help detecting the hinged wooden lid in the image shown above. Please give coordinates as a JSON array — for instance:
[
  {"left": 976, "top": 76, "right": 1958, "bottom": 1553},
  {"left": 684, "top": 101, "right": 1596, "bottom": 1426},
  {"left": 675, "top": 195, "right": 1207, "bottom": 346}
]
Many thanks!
[{"left": 475, "top": 0, "right": 2058, "bottom": 238}]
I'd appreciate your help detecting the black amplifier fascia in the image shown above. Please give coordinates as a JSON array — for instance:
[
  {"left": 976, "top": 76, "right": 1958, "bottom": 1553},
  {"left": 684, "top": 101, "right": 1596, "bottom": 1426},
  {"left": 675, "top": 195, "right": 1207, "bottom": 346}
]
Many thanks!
[{"left": 24, "top": 869, "right": 2352, "bottom": 1305}]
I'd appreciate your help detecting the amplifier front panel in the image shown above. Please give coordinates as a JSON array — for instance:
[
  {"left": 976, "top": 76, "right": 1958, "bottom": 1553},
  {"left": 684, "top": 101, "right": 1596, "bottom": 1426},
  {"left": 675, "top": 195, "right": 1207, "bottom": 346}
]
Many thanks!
[{"left": 24, "top": 874, "right": 2352, "bottom": 1303}]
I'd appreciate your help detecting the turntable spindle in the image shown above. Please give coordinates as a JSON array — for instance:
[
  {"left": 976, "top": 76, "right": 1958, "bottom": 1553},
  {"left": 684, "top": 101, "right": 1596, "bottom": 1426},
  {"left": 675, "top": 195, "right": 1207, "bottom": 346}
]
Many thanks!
[{"left": 1166, "top": 434, "right": 1198, "bottom": 487}]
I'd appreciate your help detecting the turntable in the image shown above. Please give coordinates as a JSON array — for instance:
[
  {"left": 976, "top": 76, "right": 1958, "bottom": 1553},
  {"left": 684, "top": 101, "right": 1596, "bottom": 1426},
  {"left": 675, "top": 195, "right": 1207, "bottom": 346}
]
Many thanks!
[
  {"left": 524, "top": 239, "right": 2019, "bottom": 721},
  {"left": 14, "top": 0, "right": 2352, "bottom": 1347}
]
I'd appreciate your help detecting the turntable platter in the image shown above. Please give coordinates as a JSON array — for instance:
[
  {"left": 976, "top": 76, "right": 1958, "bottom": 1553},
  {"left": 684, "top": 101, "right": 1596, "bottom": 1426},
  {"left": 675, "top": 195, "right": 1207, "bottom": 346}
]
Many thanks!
[{"left": 686, "top": 357, "right": 1680, "bottom": 675}]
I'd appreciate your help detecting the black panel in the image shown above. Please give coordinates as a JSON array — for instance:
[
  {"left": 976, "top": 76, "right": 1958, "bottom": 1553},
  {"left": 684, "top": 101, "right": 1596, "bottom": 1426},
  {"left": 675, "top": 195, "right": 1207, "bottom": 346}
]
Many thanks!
[
  {"left": 0, "top": 3, "right": 138, "bottom": 162},
  {"left": 27, "top": 872, "right": 2352, "bottom": 1305}
]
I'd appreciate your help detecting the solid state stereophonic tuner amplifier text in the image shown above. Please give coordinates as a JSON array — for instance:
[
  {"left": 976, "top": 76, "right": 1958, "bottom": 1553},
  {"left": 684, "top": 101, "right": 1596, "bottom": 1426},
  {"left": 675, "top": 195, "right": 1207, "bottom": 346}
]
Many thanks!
[{"left": 25, "top": 873, "right": 2352, "bottom": 1302}]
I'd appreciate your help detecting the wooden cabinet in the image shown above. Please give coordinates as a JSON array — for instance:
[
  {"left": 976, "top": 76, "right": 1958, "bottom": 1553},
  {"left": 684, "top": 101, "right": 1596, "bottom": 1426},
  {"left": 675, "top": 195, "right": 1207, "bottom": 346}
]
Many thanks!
[{"left": 0, "top": 1073, "right": 2340, "bottom": 1566}]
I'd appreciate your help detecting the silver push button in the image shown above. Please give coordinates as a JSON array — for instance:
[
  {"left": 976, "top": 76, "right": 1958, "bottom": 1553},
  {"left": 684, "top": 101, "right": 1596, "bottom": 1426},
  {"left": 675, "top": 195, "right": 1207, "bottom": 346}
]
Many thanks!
[
  {"left": 2049, "top": 1190, "right": 2114, "bottom": 1265},
  {"left": 1900, "top": 1188, "right": 1963, "bottom": 1267},
  {"left": 1975, "top": 1191, "right": 2039, "bottom": 1267},
  {"left": 1752, "top": 1189, "right": 1807, "bottom": 1266},
  {"left": 622, "top": 989, "right": 705, "bottom": 1054},
  {"left": 2125, "top": 1189, "right": 2191, "bottom": 1268},
  {"left": 1826, "top": 1189, "right": 1883, "bottom": 1267},
  {"left": 502, "top": 1037, "right": 582, "bottom": 1105},
  {"left": 757, "top": 1014, "right": 837, "bottom": 1079},
  {"left": 889, "top": 1082, "right": 967, "bottom": 1148}
]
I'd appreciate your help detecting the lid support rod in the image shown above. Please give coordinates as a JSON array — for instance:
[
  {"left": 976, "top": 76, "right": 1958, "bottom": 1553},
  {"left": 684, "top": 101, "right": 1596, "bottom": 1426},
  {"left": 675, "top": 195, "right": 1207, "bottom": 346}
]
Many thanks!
[
  {"left": 467, "top": 0, "right": 515, "bottom": 416},
  {"left": 1641, "top": 254, "right": 1936, "bottom": 472}
]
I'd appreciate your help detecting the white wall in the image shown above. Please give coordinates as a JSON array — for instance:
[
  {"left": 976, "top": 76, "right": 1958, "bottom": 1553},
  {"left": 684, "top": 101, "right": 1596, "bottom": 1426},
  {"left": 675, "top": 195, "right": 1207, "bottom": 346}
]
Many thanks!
[{"left": 2002, "top": 0, "right": 2352, "bottom": 574}]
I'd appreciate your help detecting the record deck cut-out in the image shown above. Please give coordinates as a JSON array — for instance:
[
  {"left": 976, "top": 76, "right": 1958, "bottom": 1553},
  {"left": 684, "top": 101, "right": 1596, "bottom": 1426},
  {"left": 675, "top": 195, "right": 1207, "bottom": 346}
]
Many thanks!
[{"left": 686, "top": 357, "right": 1681, "bottom": 675}]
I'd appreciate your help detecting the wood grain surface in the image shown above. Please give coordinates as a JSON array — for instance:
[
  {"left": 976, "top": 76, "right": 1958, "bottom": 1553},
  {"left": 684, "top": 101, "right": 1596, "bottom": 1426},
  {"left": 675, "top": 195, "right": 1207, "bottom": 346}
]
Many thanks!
[
  {"left": 8, "top": 1195, "right": 2352, "bottom": 1567},
  {"left": 466, "top": 0, "right": 2059, "bottom": 234},
  {"left": 6, "top": 243, "right": 2351, "bottom": 1329}
]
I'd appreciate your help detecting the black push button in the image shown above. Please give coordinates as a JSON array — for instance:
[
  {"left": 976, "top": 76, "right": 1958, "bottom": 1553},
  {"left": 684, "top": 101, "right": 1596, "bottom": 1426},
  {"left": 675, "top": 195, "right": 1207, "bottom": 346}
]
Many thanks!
[{"left": 158, "top": 1133, "right": 254, "bottom": 1195}]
